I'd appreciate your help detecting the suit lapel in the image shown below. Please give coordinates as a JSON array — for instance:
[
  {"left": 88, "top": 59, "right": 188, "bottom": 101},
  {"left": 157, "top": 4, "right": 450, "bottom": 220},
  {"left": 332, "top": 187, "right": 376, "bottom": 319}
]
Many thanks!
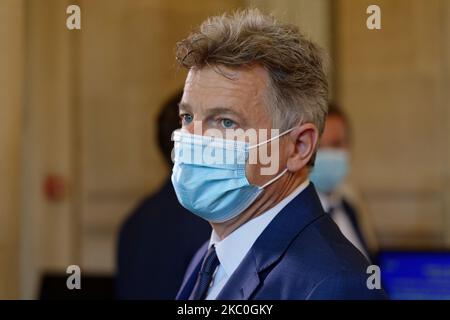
[
  {"left": 217, "top": 183, "right": 325, "bottom": 300},
  {"left": 176, "top": 242, "right": 208, "bottom": 300},
  {"left": 215, "top": 250, "right": 260, "bottom": 299}
]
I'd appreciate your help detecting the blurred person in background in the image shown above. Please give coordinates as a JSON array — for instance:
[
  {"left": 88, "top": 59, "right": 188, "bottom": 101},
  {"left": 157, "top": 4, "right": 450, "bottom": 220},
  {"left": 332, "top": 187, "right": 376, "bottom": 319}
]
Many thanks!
[
  {"left": 116, "top": 90, "right": 211, "bottom": 299},
  {"left": 310, "top": 104, "right": 378, "bottom": 260}
]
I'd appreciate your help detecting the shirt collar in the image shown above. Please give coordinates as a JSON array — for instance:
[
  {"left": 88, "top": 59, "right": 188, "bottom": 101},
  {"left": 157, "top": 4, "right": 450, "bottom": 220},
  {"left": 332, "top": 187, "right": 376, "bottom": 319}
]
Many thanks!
[
  {"left": 317, "top": 191, "right": 342, "bottom": 213},
  {"left": 209, "top": 179, "right": 310, "bottom": 278}
]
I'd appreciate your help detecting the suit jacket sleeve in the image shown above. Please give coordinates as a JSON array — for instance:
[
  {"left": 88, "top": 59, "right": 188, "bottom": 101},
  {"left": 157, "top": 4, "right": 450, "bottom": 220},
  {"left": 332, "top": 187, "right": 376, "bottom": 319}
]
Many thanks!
[{"left": 306, "top": 270, "right": 387, "bottom": 300}]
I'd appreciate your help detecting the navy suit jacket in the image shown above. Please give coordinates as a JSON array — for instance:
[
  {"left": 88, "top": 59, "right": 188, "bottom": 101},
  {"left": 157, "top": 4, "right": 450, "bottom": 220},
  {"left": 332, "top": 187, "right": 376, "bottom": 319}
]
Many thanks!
[
  {"left": 117, "top": 179, "right": 211, "bottom": 299},
  {"left": 176, "top": 183, "right": 386, "bottom": 300}
]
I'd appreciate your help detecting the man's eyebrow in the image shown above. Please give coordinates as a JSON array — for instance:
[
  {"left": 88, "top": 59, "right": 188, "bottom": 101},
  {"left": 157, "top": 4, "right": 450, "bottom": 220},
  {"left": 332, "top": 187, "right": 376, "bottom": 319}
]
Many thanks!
[
  {"left": 178, "top": 102, "right": 192, "bottom": 112},
  {"left": 205, "top": 107, "right": 244, "bottom": 119},
  {"left": 178, "top": 103, "right": 245, "bottom": 120}
]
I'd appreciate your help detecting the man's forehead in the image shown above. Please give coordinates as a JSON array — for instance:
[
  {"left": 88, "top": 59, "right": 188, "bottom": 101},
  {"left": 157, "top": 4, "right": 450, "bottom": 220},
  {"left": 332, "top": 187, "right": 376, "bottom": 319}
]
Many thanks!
[
  {"left": 180, "top": 66, "right": 272, "bottom": 129},
  {"left": 183, "top": 65, "right": 268, "bottom": 97}
]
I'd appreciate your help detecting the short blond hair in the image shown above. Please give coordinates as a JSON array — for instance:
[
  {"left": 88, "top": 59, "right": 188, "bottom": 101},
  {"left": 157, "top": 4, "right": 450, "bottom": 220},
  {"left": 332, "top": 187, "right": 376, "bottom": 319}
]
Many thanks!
[{"left": 176, "top": 8, "right": 328, "bottom": 134}]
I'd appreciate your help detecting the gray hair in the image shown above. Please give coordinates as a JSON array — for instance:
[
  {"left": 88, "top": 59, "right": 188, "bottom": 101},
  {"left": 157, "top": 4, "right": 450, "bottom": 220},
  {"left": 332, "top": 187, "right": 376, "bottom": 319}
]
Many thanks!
[{"left": 176, "top": 8, "right": 329, "bottom": 135}]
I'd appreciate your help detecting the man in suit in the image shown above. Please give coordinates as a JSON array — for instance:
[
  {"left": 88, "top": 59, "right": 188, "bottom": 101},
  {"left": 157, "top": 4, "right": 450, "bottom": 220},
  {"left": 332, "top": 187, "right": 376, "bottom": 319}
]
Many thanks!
[
  {"left": 172, "top": 9, "right": 386, "bottom": 300},
  {"left": 310, "top": 104, "right": 379, "bottom": 261},
  {"left": 116, "top": 91, "right": 211, "bottom": 299}
]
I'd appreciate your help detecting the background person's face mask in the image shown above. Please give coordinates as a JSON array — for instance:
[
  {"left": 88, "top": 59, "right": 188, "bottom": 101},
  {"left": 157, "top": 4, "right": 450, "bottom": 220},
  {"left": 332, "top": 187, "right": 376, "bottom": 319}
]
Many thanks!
[
  {"left": 309, "top": 148, "right": 349, "bottom": 195},
  {"left": 171, "top": 129, "right": 293, "bottom": 223}
]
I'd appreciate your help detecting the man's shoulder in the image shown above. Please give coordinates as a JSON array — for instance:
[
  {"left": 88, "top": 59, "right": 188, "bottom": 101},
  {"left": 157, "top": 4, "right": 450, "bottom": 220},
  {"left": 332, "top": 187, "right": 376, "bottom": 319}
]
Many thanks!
[
  {"left": 294, "top": 213, "right": 370, "bottom": 269},
  {"left": 279, "top": 210, "right": 364, "bottom": 255},
  {"left": 258, "top": 214, "right": 386, "bottom": 299}
]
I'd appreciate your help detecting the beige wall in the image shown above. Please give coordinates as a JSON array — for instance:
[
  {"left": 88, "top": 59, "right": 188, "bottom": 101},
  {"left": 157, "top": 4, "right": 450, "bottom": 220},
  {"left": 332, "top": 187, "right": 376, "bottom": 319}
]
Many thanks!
[
  {"left": 248, "top": 0, "right": 331, "bottom": 51},
  {"left": 334, "top": 0, "right": 450, "bottom": 247},
  {"left": 20, "top": 0, "right": 78, "bottom": 299},
  {"left": 443, "top": 0, "right": 450, "bottom": 246},
  {"left": 0, "top": 0, "right": 24, "bottom": 299}
]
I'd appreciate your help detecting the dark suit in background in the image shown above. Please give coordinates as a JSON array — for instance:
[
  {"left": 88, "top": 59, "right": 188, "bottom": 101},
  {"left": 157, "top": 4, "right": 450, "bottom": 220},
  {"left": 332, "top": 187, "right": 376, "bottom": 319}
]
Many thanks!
[
  {"left": 116, "top": 90, "right": 211, "bottom": 299},
  {"left": 117, "top": 179, "right": 210, "bottom": 299}
]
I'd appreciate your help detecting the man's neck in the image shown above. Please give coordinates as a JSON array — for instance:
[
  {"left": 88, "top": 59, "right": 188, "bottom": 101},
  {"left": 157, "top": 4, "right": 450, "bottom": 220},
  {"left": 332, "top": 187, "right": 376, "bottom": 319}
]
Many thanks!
[{"left": 211, "top": 171, "right": 308, "bottom": 240}]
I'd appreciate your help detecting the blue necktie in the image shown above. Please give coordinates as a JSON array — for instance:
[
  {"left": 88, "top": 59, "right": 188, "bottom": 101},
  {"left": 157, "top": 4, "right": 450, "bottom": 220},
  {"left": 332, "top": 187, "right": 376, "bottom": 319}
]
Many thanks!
[{"left": 189, "top": 246, "right": 220, "bottom": 300}]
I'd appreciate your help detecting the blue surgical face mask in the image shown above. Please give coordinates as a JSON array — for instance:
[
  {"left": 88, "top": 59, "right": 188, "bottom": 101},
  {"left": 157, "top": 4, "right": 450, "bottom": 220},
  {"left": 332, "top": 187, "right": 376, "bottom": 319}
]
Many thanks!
[
  {"left": 309, "top": 148, "right": 349, "bottom": 195},
  {"left": 171, "top": 129, "right": 293, "bottom": 223}
]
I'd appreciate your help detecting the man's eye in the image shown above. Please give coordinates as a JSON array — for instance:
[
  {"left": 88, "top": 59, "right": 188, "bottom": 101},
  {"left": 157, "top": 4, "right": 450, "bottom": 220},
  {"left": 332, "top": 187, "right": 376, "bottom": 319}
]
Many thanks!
[
  {"left": 221, "top": 118, "right": 235, "bottom": 129},
  {"left": 181, "top": 114, "right": 193, "bottom": 124}
]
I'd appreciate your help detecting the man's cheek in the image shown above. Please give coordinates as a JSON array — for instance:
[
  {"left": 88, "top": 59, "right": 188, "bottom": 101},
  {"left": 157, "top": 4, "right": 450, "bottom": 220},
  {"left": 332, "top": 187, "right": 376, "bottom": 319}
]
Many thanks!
[
  {"left": 258, "top": 142, "right": 281, "bottom": 176},
  {"left": 245, "top": 162, "right": 263, "bottom": 186}
]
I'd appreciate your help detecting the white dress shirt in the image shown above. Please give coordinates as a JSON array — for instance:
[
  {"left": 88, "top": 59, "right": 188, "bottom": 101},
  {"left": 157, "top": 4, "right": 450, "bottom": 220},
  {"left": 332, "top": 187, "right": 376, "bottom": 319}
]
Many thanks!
[
  {"left": 317, "top": 192, "right": 369, "bottom": 259},
  {"left": 205, "top": 179, "right": 310, "bottom": 300}
]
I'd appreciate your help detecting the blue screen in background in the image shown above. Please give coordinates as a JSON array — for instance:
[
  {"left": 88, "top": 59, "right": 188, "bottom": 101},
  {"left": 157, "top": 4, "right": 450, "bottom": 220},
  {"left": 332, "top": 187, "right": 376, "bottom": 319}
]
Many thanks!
[{"left": 379, "top": 251, "right": 450, "bottom": 300}]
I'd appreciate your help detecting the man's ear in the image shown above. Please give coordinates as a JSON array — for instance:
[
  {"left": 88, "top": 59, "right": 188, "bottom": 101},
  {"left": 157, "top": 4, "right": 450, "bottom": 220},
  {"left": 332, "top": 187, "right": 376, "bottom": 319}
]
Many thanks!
[{"left": 286, "top": 123, "right": 319, "bottom": 172}]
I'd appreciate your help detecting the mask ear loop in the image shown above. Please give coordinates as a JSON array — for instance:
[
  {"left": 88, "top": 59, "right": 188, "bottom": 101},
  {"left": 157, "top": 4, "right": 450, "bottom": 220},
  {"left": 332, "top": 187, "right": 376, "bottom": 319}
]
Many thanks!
[
  {"left": 252, "top": 119, "right": 305, "bottom": 188},
  {"left": 255, "top": 127, "right": 293, "bottom": 189},
  {"left": 248, "top": 127, "right": 296, "bottom": 150},
  {"left": 260, "top": 168, "right": 289, "bottom": 189}
]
